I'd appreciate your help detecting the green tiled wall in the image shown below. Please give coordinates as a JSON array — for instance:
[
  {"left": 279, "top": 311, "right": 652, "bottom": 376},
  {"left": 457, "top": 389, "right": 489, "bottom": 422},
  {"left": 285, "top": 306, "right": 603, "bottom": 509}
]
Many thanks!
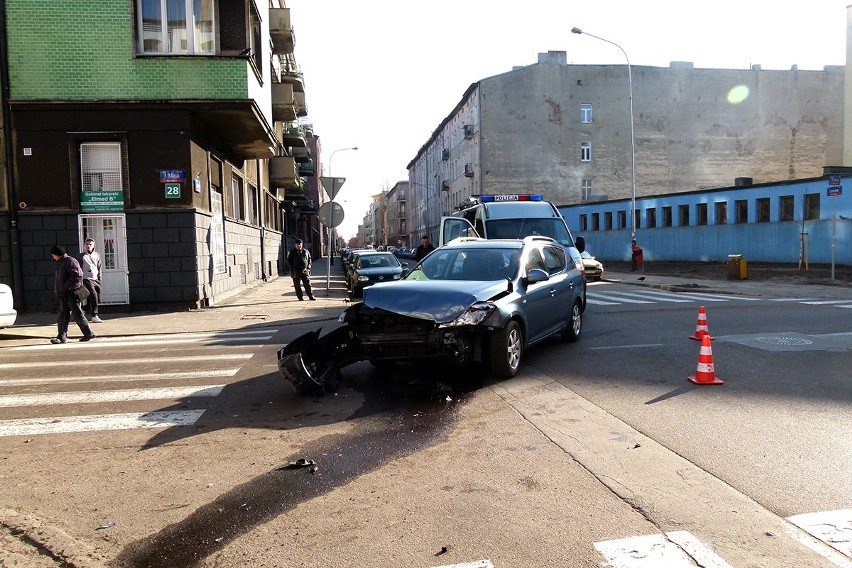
[{"left": 7, "top": 0, "right": 248, "bottom": 100}]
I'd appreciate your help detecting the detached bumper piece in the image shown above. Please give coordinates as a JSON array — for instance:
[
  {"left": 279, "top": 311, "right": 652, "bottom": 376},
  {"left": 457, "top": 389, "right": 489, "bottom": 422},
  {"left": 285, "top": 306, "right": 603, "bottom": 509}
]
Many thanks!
[{"left": 277, "top": 328, "right": 359, "bottom": 396}]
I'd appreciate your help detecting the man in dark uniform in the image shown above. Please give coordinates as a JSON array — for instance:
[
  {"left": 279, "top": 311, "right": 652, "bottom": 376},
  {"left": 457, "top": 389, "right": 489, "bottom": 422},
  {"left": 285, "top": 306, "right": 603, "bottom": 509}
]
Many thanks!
[
  {"left": 414, "top": 235, "right": 436, "bottom": 262},
  {"left": 286, "top": 238, "right": 315, "bottom": 300}
]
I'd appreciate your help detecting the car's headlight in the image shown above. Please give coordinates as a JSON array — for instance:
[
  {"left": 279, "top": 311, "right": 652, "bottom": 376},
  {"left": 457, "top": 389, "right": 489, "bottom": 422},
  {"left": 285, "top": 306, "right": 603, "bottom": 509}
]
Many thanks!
[{"left": 438, "top": 301, "right": 496, "bottom": 327}]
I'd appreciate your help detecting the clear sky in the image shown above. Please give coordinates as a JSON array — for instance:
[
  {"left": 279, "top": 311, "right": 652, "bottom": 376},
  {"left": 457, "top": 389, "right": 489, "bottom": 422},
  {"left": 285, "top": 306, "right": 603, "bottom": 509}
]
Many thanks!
[{"left": 286, "top": 0, "right": 848, "bottom": 239}]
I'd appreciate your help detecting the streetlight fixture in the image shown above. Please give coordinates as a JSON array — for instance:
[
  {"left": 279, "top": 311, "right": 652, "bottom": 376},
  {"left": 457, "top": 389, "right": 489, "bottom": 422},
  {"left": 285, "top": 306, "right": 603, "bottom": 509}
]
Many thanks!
[
  {"left": 571, "top": 27, "right": 637, "bottom": 244},
  {"left": 324, "top": 146, "right": 357, "bottom": 293}
]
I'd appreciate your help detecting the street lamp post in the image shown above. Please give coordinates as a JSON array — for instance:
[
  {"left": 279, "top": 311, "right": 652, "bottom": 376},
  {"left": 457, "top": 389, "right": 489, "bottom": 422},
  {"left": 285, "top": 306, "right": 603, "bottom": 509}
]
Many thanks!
[
  {"left": 571, "top": 27, "right": 637, "bottom": 244},
  {"left": 325, "top": 146, "right": 357, "bottom": 293}
]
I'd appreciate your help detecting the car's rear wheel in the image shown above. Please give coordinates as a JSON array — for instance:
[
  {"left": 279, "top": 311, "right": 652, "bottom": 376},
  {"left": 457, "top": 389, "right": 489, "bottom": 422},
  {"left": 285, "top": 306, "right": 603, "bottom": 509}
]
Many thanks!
[
  {"left": 488, "top": 320, "right": 523, "bottom": 378},
  {"left": 562, "top": 300, "right": 582, "bottom": 342}
]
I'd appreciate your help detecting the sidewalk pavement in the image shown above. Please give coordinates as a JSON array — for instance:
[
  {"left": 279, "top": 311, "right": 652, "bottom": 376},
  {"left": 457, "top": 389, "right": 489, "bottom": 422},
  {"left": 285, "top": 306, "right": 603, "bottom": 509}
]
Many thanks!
[
  {"left": 3, "top": 258, "right": 849, "bottom": 347},
  {"left": 1, "top": 257, "right": 351, "bottom": 347}
]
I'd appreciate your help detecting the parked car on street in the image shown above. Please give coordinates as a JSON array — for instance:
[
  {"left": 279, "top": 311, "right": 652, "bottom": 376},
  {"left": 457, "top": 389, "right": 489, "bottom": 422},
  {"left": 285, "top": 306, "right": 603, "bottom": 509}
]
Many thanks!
[
  {"left": 346, "top": 251, "right": 407, "bottom": 297},
  {"left": 0, "top": 284, "right": 17, "bottom": 329},
  {"left": 278, "top": 236, "right": 585, "bottom": 395},
  {"left": 581, "top": 251, "right": 604, "bottom": 281}
]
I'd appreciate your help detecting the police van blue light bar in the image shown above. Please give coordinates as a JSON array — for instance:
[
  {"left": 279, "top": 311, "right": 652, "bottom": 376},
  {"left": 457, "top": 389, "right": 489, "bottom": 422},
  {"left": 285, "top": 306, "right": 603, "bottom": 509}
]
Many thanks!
[{"left": 479, "top": 194, "right": 543, "bottom": 203}]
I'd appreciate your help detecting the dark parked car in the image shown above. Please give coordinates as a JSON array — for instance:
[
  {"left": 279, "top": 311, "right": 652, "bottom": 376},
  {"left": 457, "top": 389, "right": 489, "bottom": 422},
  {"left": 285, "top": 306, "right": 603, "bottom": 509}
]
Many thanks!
[
  {"left": 278, "top": 236, "right": 585, "bottom": 394},
  {"left": 346, "top": 251, "right": 407, "bottom": 297}
]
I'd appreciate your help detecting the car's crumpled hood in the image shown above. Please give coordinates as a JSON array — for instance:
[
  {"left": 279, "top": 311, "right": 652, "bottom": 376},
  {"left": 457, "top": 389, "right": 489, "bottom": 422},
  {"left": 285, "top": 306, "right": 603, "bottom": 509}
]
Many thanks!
[{"left": 361, "top": 280, "right": 508, "bottom": 323}]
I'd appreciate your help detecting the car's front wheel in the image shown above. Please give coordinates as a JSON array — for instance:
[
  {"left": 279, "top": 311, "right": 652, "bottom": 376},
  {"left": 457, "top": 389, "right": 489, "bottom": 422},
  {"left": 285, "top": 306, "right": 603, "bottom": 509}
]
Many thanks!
[
  {"left": 488, "top": 320, "right": 523, "bottom": 378},
  {"left": 562, "top": 299, "right": 582, "bottom": 342}
]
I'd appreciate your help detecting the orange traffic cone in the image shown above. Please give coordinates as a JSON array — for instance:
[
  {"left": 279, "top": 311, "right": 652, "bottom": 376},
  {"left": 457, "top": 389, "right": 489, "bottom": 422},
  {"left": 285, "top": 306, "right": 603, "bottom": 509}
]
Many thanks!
[
  {"left": 688, "top": 335, "right": 724, "bottom": 385},
  {"left": 689, "top": 305, "right": 715, "bottom": 340}
]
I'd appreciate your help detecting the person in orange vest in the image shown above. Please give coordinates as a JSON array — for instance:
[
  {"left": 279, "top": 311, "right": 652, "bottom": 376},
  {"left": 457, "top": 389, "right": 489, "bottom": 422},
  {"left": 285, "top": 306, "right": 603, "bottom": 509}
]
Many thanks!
[{"left": 631, "top": 239, "right": 644, "bottom": 272}]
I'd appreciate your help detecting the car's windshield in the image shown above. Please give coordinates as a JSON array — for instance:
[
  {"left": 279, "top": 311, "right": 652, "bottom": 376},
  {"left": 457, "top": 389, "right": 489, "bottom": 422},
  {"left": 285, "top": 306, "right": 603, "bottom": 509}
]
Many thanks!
[
  {"left": 357, "top": 254, "right": 400, "bottom": 269},
  {"left": 407, "top": 248, "right": 521, "bottom": 281},
  {"left": 485, "top": 218, "right": 572, "bottom": 247}
]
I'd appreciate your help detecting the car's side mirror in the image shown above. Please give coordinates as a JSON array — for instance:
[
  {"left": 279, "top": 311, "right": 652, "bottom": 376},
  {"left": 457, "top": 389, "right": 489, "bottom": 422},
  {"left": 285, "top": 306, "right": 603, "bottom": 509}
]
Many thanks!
[
  {"left": 575, "top": 235, "right": 586, "bottom": 253},
  {"left": 525, "top": 268, "right": 550, "bottom": 284}
]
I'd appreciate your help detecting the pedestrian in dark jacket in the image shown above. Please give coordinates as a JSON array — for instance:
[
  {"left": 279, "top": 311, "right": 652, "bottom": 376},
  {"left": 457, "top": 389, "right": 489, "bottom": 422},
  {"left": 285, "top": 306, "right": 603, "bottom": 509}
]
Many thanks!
[
  {"left": 414, "top": 235, "right": 436, "bottom": 261},
  {"left": 286, "top": 239, "right": 315, "bottom": 300},
  {"left": 51, "top": 245, "right": 96, "bottom": 343}
]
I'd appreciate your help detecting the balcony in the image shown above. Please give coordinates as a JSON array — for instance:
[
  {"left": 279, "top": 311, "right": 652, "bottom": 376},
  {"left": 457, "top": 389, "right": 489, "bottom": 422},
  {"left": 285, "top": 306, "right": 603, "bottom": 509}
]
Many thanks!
[
  {"left": 279, "top": 121, "right": 307, "bottom": 148},
  {"left": 270, "top": 156, "right": 299, "bottom": 194},
  {"left": 298, "top": 159, "right": 315, "bottom": 177},
  {"left": 292, "top": 146, "right": 311, "bottom": 163},
  {"left": 272, "top": 83, "right": 297, "bottom": 122},
  {"left": 269, "top": 8, "right": 295, "bottom": 55},
  {"left": 294, "top": 90, "right": 308, "bottom": 117},
  {"left": 278, "top": 64, "right": 305, "bottom": 92},
  {"left": 464, "top": 164, "right": 474, "bottom": 177}
]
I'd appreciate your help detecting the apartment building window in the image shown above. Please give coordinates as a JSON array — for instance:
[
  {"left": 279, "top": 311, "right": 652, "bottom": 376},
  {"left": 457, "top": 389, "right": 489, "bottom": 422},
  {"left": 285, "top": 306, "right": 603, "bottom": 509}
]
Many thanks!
[
  {"left": 580, "top": 103, "right": 592, "bottom": 124},
  {"left": 757, "top": 198, "right": 770, "bottom": 222},
  {"left": 138, "top": 0, "right": 215, "bottom": 55},
  {"left": 247, "top": 183, "right": 259, "bottom": 226},
  {"left": 581, "top": 179, "right": 592, "bottom": 201},
  {"left": 592, "top": 213, "right": 600, "bottom": 231},
  {"left": 779, "top": 195, "right": 795, "bottom": 221},
  {"left": 228, "top": 174, "right": 244, "bottom": 220},
  {"left": 579, "top": 214, "right": 588, "bottom": 231},
  {"left": 634, "top": 209, "right": 641, "bottom": 230},
  {"left": 249, "top": 2, "right": 262, "bottom": 71},
  {"left": 678, "top": 204, "right": 689, "bottom": 226},
  {"left": 604, "top": 211, "right": 613, "bottom": 230},
  {"left": 580, "top": 142, "right": 591, "bottom": 162},
  {"left": 662, "top": 206, "right": 672, "bottom": 227},
  {"left": 697, "top": 203, "right": 708, "bottom": 225},
  {"left": 647, "top": 208, "right": 657, "bottom": 228},
  {"left": 715, "top": 201, "right": 727, "bottom": 225},
  {"left": 617, "top": 210, "right": 627, "bottom": 230},
  {"left": 210, "top": 158, "right": 225, "bottom": 274},
  {"left": 735, "top": 199, "right": 748, "bottom": 224},
  {"left": 804, "top": 193, "right": 820, "bottom": 220}
]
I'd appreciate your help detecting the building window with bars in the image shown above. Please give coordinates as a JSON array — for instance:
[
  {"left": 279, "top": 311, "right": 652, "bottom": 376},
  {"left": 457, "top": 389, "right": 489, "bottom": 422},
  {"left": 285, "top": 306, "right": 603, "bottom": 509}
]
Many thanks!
[
  {"left": 80, "top": 142, "right": 125, "bottom": 209},
  {"left": 580, "top": 142, "right": 591, "bottom": 162}
]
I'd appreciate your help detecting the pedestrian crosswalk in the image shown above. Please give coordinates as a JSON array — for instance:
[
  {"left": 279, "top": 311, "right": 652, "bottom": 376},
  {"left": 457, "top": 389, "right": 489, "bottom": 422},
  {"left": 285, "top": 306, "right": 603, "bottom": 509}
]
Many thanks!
[
  {"left": 0, "top": 328, "right": 277, "bottom": 437},
  {"left": 586, "top": 284, "right": 852, "bottom": 309}
]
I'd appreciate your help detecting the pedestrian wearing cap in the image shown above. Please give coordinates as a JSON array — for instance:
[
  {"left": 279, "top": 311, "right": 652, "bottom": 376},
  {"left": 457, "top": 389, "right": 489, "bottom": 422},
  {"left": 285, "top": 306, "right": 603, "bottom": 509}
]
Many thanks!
[
  {"left": 286, "top": 239, "right": 315, "bottom": 301},
  {"left": 50, "top": 245, "right": 96, "bottom": 343},
  {"left": 79, "top": 237, "right": 103, "bottom": 323}
]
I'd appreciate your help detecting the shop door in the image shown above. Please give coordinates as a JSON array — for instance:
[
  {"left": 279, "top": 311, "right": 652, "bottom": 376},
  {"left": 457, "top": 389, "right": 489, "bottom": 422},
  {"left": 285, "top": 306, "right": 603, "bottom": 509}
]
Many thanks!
[{"left": 78, "top": 214, "right": 129, "bottom": 305}]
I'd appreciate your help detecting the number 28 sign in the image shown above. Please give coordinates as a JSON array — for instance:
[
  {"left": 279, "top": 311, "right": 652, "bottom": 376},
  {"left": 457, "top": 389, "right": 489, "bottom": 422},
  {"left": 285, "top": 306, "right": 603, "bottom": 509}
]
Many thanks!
[{"left": 165, "top": 183, "right": 181, "bottom": 198}]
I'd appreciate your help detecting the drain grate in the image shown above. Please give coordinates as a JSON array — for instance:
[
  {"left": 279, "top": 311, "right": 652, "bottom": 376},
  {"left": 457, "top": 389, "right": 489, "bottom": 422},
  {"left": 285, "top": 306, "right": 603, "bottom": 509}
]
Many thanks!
[{"left": 239, "top": 314, "right": 268, "bottom": 321}]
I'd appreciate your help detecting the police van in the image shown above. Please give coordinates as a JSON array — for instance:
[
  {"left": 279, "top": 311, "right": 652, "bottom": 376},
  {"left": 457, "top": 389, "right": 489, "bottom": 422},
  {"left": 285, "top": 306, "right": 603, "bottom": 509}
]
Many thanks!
[
  {"left": 439, "top": 194, "right": 585, "bottom": 252},
  {"left": 439, "top": 194, "right": 588, "bottom": 307}
]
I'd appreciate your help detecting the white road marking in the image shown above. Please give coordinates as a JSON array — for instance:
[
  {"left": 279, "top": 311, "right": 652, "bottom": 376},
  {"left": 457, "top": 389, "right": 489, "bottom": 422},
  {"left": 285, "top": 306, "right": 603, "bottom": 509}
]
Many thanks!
[
  {"left": 432, "top": 561, "right": 493, "bottom": 568},
  {"left": 799, "top": 300, "right": 852, "bottom": 305},
  {"left": 770, "top": 298, "right": 817, "bottom": 302},
  {"left": 787, "top": 509, "right": 852, "bottom": 565},
  {"left": 0, "top": 410, "right": 206, "bottom": 437},
  {"left": 587, "top": 343, "right": 665, "bottom": 350},
  {"left": 0, "top": 369, "right": 240, "bottom": 387},
  {"left": 586, "top": 292, "right": 655, "bottom": 304},
  {"left": 0, "top": 354, "right": 253, "bottom": 370},
  {"left": 594, "top": 531, "right": 732, "bottom": 568},
  {"left": 585, "top": 298, "right": 620, "bottom": 305},
  {"left": 603, "top": 290, "right": 694, "bottom": 303},
  {"left": 839, "top": 304, "right": 852, "bottom": 309},
  {"left": 0, "top": 385, "right": 225, "bottom": 407},
  {"left": 10, "top": 330, "right": 276, "bottom": 351}
]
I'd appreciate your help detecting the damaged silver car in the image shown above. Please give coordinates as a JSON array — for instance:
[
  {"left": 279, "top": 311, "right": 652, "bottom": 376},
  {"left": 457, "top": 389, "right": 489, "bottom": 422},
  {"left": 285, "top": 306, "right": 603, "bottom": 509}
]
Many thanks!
[{"left": 277, "top": 237, "right": 585, "bottom": 395}]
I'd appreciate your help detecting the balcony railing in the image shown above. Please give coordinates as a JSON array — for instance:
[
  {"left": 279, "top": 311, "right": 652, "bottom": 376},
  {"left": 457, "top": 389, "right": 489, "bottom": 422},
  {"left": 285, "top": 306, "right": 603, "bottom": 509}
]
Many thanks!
[
  {"left": 272, "top": 83, "right": 296, "bottom": 122},
  {"left": 270, "top": 156, "right": 299, "bottom": 194}
]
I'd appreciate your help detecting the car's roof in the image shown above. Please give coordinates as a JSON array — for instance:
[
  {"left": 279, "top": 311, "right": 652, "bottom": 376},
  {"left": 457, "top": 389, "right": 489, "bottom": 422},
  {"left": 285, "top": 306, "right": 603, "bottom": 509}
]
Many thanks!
[{"left": 442, "top": 236, "right": 559, "bottom": 249}]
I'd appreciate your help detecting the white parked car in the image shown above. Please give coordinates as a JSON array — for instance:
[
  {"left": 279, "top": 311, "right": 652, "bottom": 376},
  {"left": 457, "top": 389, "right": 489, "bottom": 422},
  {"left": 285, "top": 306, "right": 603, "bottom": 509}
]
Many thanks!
[{"left": 0, "top": 283, "right": 16, "bottom": 329}]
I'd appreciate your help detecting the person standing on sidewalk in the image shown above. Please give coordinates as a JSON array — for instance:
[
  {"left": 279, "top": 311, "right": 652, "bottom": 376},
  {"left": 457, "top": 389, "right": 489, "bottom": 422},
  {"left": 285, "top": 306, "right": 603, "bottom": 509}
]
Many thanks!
[
  {"left": 631, "top": 239, "right": 644, "bottom": 272},
  {"left": 50, "top": 245, "right": 96, "bottom": 343},
  {"left": 286, "top": 238, "right": 316, "bottom": 301},
  {"left": 79, "top": 237, "right": 103, "bottom": 323}
]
